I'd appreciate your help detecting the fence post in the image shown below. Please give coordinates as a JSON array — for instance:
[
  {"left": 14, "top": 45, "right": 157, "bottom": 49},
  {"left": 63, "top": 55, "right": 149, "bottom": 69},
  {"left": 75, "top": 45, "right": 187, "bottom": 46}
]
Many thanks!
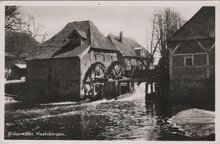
[
  {"left": 145, "top": 82, "right": 149, "bottom": 101},
  {"left": 115, "top": 81, "right": 118, "bottom": 100},
  {"left": 151, "top": 83, "right": 154, "bottom": 93}
]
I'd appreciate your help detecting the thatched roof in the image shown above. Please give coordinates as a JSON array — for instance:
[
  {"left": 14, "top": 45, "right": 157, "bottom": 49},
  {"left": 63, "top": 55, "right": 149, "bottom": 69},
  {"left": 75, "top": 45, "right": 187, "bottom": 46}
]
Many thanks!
[
  {"left": 169, "top": 7, "right": 215, "bottom": 42},
  {"left": 28, "top": 20, "right": 118, "bottom": 60},
  {"left": 107, "top": 34, "right": 150, "bottom": 58}
]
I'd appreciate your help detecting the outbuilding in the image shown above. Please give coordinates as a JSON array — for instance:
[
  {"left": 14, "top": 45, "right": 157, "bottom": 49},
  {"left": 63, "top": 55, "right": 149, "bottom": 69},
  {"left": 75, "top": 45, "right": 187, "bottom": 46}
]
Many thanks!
[
  {"left": 7, "top": 64, "right": 26, "bottom": 80},
  {"left": 168, "top": 7, "right": 215, "bottom": 107}
]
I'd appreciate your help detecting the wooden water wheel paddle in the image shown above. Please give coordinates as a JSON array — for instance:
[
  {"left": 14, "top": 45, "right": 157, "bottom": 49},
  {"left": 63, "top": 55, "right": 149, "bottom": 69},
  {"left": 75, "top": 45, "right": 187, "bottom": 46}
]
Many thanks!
[
  {"left": 107, "top": 61, "right": 124, "bottom": 80},
  {"left": 83, "top": 63, "right": 106, "bottom": 100}
]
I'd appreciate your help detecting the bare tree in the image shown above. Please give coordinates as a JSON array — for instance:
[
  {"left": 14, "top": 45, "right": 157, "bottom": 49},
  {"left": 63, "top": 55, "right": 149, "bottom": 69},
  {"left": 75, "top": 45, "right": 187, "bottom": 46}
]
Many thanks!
[
  {"left": 22, "top": 14, "right": 48, "bottom": 43},
  {"left": 5, "top": 6, "right": 48, "bottom": 66},
  {"left": 5, "top": 6, "right": 48, "bottom": 43},
  {"left": 157, "top": 8, "right": 184, "bottom": 69},
  {"left": 147, "top": 8, "right": 184, "bottom": 70},
  {"left": 146, "top": 12, "right": 162, "bottom": 68},
  {"left": 5, "top": 6, "right": 24, "bottom": 32}
]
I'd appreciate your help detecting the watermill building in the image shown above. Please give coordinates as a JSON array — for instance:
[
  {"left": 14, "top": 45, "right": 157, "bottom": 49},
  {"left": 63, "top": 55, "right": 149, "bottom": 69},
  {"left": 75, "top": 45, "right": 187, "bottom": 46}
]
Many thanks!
[
  {"left": 107, "top": 33, "right": 150, "bottom": 77},
  {"left": 26, "top": 20, "right": 149, "bottom": 101}
]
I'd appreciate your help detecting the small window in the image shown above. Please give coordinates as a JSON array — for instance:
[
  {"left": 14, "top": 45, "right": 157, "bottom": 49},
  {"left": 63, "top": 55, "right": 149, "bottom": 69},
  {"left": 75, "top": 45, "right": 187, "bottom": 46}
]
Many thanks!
[
  {"left": 111, "top": 56, "right": 117, "bottom": 61},
  {"left": 185, "top": 56, "right": 193, "bottom": 66},
  {"left": 95, "top": 54, "right": 105, "bottom": 62},
  {"left": 90, "top": 51, "right": 95, "bottom": 61},
  {"left": 111, "top": 56, "right": 113, "bottom": 61},
  {"left": 103, "top": 55, "right": 105, "bottom": 62}
]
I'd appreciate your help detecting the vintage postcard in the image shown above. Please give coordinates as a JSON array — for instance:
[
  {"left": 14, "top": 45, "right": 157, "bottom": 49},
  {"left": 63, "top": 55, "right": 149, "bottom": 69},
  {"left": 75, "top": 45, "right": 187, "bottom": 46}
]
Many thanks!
[{"left": 0, "top": 1, "right": 219, "bottom": 143}]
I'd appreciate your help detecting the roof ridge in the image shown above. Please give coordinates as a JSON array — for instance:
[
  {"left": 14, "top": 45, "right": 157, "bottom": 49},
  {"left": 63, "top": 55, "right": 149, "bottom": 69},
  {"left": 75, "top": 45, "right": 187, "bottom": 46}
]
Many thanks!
[
  {"left": 109, "top": 33, "right": 141, "bottom": 44},
  {"left": 29, "top": 20, "right": 120, "bottom": 60},
  {"left": 168, "top": 7, "right": 202, "bottom": 42},
  {"left": 88, "top": 21, "right": 92, "bottom": 45},
  {"left": 107, "top": 33, "right": 149, "bottom": 58},
  {"left": 169, "top": 6, "right": 215, "bottom": 42}
]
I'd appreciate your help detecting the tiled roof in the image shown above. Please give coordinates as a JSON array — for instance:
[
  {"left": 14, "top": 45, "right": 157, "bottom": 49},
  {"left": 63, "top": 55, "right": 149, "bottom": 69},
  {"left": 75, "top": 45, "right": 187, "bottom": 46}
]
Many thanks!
[
  {"left": 52, "top": 41, "right": 90, "bottom": 58},
  {"left": 174, "top": 41, "right": 206, "bottom": 54},
  {"left": 170, "top": 7, "right": 215, "bottom": 41},
  {"left": 26, "top": 46, "right": 61, "bottom": 60},
  {"left": 107, "top": 34, "right": 149, "bottom": 58},
  {"left": 74, "top": 28, "right": 87, "bottom": 39},
  {"left": 27, "top": 21, "right": 118, "bottom": 60}
]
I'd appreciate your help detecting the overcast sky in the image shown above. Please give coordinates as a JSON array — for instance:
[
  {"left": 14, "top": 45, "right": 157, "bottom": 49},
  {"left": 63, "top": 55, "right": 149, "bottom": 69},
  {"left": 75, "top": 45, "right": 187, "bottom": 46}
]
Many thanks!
[{"left": 20, "top": 6, "right": 201, "bottom": 49}]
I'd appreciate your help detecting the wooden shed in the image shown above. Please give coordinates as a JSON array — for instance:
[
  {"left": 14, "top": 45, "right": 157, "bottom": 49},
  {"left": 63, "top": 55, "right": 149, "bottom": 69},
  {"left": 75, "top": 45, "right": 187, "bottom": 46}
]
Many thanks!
[
  {"left": 7, "top": 64, "right": 26, "bottom": 80},
  {"left": 5, "top": 52, "right": 16, "bottom": 79},
  {"left": 26, "top": 21, "right": 119, "bottom": 101}
]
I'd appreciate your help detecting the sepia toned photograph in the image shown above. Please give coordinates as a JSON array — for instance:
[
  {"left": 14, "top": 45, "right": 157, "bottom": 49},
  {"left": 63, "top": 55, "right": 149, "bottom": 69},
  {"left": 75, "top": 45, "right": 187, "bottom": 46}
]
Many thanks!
[{"left": 3, "top": 2, "right": 216, "bottom": 141}]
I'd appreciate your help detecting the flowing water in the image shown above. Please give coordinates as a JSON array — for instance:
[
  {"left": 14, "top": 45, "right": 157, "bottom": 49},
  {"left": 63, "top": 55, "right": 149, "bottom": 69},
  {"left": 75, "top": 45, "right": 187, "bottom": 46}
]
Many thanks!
[{"left": 4, "top": 83, "right": 212, "bottom": 140}]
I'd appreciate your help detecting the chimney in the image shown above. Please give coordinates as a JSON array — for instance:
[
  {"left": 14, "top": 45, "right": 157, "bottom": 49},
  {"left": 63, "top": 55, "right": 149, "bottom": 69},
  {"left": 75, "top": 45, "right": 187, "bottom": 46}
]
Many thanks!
[{"left": 119, "top": 31, "right": 123, "bottom": 42}]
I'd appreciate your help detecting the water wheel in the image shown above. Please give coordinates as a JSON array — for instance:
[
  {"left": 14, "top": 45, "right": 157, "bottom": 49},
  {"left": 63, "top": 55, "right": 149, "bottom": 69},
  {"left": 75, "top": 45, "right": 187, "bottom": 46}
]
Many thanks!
[
  {"left": 107, "top": 61, "right": 136, "bottom": 95},
  {"left": 130, "top": 60, "right": 146, "bottom": 78},
  {"left": 82, "top": 63, "right": 106, "bottom": 100},
  {"left": 107, "top": 61, "right": 124, "bottom": 80}
]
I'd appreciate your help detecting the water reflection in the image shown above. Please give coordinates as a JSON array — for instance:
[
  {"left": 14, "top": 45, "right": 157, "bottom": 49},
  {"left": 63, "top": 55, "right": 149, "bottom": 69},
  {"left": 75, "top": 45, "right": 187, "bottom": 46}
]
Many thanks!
[{"left": 4, "top": 82, "right": 212, "bottom": 140}]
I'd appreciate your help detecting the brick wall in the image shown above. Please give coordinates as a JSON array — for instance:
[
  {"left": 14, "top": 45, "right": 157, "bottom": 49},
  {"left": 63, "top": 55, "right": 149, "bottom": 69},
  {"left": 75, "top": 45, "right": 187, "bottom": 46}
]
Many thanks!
[
  {"left": 173, "top": 55, "right": 184, "bottom": 66},
  {"left": 210, "top": 52, "right": 215, "bottom": 65},
  {"left": 168, "top": 40, "right": 215, "bottom": 109},
  {"left": 171, "top": 54, "right": 208, "bottom": 80},
  {"left": 80, "top": 49, "right": 118, "bottom": 96},
  {"left": 26, "top": 57, "right": 80, "bottom": 101},
  {"left": 194, "top": 54, "right": 206, "bottom": 66},
  {"left": 122, "top": 57, "right": 144, "bottom": 70},
  {"left": 172, "top": 66, "right": 207, "bottom": 80}
]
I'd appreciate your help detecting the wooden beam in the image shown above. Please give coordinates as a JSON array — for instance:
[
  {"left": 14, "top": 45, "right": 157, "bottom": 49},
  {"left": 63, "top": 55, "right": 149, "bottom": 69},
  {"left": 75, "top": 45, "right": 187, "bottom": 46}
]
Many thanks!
[
  {"left": 207, "top": 53, "right": 210, "bottom": 79},
  {"left": 145, "top": 82, "right": 148, "bottom": 95},
  {"left": 172, "top": 43, "right": 180, "bottom": 54},
  {"left": 209, "top": 43, "right": 215, "bottom": 51},
  {"left": 150, "top": 83, "right": 153, "bottom": 94},
  {"left": 169, "top": 48, "right": 173, "bottom": 79},
  {"left": 173, "top": 52, "right": 207, "bottom": 56},
  {"left": 197, "top": 41, "right": 208, "bottom": 52}
]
